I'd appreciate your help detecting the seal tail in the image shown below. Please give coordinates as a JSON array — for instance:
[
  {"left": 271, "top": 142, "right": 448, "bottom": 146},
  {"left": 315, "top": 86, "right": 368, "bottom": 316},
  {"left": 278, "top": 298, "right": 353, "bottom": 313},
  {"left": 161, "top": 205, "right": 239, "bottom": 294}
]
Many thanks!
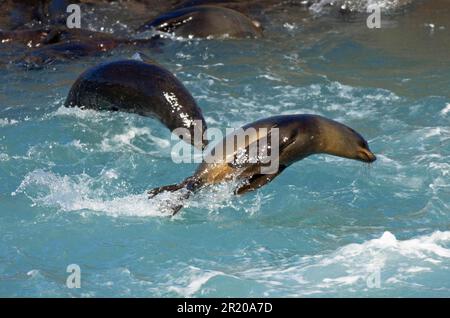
[{"left": 147, "top": 177, "right": 201, "bottom": 216}]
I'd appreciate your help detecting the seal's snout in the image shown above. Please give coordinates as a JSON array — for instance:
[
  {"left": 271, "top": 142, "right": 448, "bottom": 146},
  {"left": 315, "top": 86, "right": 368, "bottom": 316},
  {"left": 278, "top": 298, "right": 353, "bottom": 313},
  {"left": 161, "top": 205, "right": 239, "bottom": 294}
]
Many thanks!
[{"left": 358, "top": 148, "right": 377, "bottom": 163}]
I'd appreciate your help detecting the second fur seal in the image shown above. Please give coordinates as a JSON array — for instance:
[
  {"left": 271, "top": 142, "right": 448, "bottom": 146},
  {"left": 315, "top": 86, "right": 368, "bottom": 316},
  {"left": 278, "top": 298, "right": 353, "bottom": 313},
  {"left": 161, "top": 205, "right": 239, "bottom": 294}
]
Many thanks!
[
  {"left": 138, "top": 5, "right": 262, "bottom": 39},
  {"left": 149, "top": 114, "right": 376, "bottom": 215},
  {"left": 65, "top": 59, "right": 207, "bottom": 150}
]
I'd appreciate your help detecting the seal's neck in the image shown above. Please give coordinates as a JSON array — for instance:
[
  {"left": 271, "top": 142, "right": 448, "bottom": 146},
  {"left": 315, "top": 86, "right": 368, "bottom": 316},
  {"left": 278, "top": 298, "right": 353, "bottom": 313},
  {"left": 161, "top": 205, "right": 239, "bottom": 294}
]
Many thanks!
[{"left": 310, "top": 117, "right": 360, "bottom": 160}]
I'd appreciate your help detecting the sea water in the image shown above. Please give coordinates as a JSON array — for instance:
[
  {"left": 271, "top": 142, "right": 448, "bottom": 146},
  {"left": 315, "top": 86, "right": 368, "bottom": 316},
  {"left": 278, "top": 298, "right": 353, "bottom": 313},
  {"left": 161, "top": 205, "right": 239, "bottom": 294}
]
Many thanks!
[{"left": 0, "top": 1, "right": 449, "bottom": 297}]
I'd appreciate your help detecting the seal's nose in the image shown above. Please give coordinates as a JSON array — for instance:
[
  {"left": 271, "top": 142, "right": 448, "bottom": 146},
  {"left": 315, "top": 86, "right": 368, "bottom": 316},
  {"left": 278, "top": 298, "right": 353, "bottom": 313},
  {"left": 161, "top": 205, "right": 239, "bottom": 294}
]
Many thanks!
[{"left": 358, "top": 148, "right": 377, "bottom": 163}]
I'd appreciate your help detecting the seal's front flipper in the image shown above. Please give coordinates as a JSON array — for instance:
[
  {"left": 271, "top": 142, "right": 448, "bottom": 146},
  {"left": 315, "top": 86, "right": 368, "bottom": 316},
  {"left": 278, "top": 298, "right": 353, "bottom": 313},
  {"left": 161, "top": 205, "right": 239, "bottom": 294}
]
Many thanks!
[{"left": 235, "top": 165, "right": 286, "bottom": 195}]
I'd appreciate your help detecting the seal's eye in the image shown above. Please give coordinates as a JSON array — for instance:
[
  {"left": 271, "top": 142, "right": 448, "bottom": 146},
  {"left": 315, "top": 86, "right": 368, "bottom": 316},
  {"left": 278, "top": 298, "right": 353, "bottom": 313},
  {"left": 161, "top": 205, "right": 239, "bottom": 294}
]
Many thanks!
[{"left": 359, "top": 139, "right": 368, "bottom": 149}]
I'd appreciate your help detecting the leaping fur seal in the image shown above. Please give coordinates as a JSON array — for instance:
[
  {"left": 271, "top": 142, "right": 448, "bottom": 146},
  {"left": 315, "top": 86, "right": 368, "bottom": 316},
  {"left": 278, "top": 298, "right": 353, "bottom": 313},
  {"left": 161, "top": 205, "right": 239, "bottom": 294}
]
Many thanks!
[
  {"left": 149, "top": 114, "right": 376, "bottom": 215},
  {"left": 65, "top": 59, "right": 207, "bottom": 150}
]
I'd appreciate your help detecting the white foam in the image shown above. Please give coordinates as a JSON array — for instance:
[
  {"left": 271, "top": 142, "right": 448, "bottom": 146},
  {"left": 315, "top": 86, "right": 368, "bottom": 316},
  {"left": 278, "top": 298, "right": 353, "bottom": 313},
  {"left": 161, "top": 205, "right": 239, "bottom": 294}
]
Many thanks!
[
  {"left": 27, "top": 269, "right": 40, "bottom": 278},
  {"left": 283, "top": 23, "right": 297, "bottom": 31},
  {"left": 340, "top": 231, "right": 450, "bottom": 258},
  {"left": 13, "top": 169, "right": 186, "bottom": 217},
  {"left": 168, "top": 266, "right": 225, "bottom": 297},
  {"left": 400, "top": 266, "right": 431, "bottom": 273},
  {"left": 440, "top": 103, "right": 450, "bottom": 116},
  {"left": 423, "top": 127, "right": 450, "bottom": 139},
  {"left": 376, "top": 154, "right": 403, "bottom": 169},
  {"left": 258, "top": 74, "right": 282, "bottom": 82},
  {"left": 53, "top": 106, "right": 171, "bottom": 153},
  {"left": 429, "top": 162, "right": 450, "bottom": 177},
  {"left": 240, "top": 230, "right": 450, "bottom": 296},
  {"left": 52, "top": 106, "right": 110, "bottom": 121},
  {"left": 13, "top": 167, "right": 267, "bottom": 219},
  {"left": 0, "top": 118, "right": 19, "bottom": 127},
  {"left": 100, "top": 126, "right": 170, "bottom": 154},
  {"left": 186, "top": 180, "right": 266, "bottom": 217},
  {"left": 322, "top": 275, "right": 360, "bottom": 286},
  {"left": 0, "top": 153, "right": 9, "bottom": 161},
  {"left": 68, "top": 139, "right": 87, "bottom": 150}
]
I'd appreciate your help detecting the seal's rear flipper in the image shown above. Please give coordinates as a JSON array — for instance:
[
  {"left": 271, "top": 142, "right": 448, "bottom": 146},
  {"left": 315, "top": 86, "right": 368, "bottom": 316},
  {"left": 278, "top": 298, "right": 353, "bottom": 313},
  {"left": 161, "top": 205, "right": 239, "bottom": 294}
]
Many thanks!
[
  {"left": 148, "top": 183, "right": 189, "bottom": 216},
  {"left": 148, "top": 178, "right": 201, "bottom": 216},
  {"left": 171, "top": 204, "right": 184, "bottom": 216},
  {"left": 148, "top": 183, "right": 186, "bottom": 198}
]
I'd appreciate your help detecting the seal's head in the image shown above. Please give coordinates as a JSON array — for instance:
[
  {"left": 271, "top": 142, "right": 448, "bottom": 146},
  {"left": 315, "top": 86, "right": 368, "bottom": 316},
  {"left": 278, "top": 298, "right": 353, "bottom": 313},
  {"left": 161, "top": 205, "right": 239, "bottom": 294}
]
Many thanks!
[{"left": 312, "top": 115, "right": 376, "bottom": 163}]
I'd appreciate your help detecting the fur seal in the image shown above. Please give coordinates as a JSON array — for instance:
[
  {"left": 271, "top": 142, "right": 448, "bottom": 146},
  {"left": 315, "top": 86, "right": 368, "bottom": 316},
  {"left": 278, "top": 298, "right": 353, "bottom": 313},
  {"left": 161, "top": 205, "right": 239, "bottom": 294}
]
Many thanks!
[
  {"left": 0, "top": 29, "right": 50, "bottom": 47},
  {"left": 138, "top": 5, "right": 262, "bottom": 39},
  {"left": 65, "top": 59, "right": 207, "bottom": 150},
  {"left": 1, "top": 27, "right": 119, "bottom": 49},
  {"left": 14, "top": 39, "right": 119, "bottom": 69},
  {"left": 148, "top": 114, "right": 376, "bottom": 215},
  {"left": 12, "top": 28, "right": 156, "bottom": 69}
]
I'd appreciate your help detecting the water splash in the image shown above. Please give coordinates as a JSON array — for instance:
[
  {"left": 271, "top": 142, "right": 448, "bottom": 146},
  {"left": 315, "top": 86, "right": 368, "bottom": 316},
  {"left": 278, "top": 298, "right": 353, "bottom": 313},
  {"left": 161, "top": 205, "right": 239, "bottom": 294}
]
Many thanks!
[{"left": 13, "top": 169, "right": 186, "bottom": 217}]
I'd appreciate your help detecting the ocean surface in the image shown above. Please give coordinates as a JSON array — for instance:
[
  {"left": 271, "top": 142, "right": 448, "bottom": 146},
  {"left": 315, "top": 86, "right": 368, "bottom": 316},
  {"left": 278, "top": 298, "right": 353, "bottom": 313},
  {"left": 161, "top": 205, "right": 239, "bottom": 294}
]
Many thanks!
[{"left": 1, "top": 1, "right": 450, "bottom": 297}]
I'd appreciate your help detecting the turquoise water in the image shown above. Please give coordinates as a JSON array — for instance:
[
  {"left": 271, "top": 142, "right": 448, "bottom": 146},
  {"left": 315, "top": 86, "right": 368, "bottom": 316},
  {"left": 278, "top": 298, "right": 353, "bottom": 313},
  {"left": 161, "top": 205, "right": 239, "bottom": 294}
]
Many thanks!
[{"left": 1, "top": 2, "right": 450, "bottom": 297}]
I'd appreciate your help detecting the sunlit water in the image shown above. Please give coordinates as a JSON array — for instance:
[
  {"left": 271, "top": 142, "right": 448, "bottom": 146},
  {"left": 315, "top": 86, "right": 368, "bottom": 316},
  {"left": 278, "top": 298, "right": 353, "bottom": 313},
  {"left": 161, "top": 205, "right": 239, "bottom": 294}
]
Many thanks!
[{"left": 1, "top": 1, "right": 450, "bottom": 297}]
